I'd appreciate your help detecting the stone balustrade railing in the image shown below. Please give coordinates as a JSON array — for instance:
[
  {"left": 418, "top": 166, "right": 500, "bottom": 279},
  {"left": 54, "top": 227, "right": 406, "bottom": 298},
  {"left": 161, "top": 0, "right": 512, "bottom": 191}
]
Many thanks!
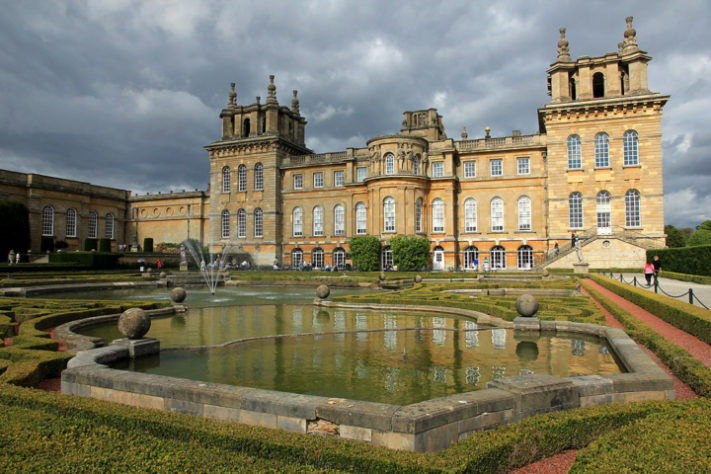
[{"left": 456, "top": 134, "right": 542, "bottom": 151}]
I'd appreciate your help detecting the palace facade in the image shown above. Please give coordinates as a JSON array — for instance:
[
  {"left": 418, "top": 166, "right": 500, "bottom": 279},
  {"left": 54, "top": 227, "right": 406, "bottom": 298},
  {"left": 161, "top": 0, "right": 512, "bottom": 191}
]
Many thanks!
[{"left": 1, "top": 18, "right": 668, "bottom": 270}]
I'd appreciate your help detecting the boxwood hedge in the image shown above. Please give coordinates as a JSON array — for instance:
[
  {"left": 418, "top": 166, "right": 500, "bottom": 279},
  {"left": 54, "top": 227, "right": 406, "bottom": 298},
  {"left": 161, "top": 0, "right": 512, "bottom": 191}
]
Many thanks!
[{"left": 648, "top": 244, "right": 711, "bottom": 277}]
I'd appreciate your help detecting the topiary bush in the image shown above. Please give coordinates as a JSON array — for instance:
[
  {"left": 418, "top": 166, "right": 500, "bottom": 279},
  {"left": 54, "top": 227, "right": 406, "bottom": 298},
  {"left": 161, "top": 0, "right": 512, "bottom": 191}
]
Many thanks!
[{"left": 391, "top": 235, "right": 430, "bottom": 271}]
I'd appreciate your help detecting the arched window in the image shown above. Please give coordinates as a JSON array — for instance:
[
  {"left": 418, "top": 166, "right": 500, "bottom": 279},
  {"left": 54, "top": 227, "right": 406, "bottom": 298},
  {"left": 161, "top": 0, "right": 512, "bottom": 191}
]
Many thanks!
[
  {"left": 65, "top": 208, "right": 77, "bottom": 238},
  {"left": 221, "top": 210, "right": 230, "bottom": 239},
  {"left": 517, "top": 245, "right": 534, "bottom": 270},
  {"left": 237, "top": 209, "right": 246, "bottom": 237},
  {"left": 596, "top": 191, "right": 611, "bottom": 233},
  {"left": 105, "top": 213, "right": 114, "bottom": 239},
  {"left": 238, "top": 164, "right": 247, "bottom": 192},
  {"left": 254, "top": 163, "right": 263, "bottom": 191},
  {"left": 415, "top": 198, "right": 423, "bottom": 233},
  {"left": 334, "top": 204, "right": 345, "bottom": 236},
  {"left": 491, "top": 198, "right": 504, "bottom": 232},
  {"left": 292, "top": 248, "right": 303, "bottom": 269},
  {"left": 463, "top": 246, "right": 479, "bottom": 270},
  {"left": 355, "top": 203, "right": 367, "bottom": 234},
  {"left": 625, "top": 189, "right": 641, "bottom": 227},
  {"left": 313, "top": 206, "right": 323, "bottom": 236},
  {"left": 413, "top": 155, "right": 420, "bottom": 175},
  {"left": 595, "top": 133, "right": 609, "bottom": 168},
  {"left": 385, "top": 153, "right": 395, "bottom": 175},
  {"left": 432, "top": 199, "right": 444, "bottom": 233},
  {"left": 88, "top": 211, "right": 98, "bottom": 239},
  {"left": 243, "top": 118, "right": 250, "bottom": 137},
  {"left": 333, "top": 247, "right": 346, "bottom": 270},
  {"left": 624, "top": 130, "right": 639, "bottom": 166},
  {"left": 382, "top": 245, "right": 392, "bottom": 270},
  {"left": 293, "top": 207, "right": 303, "bottom": 237},
  {"left": 383, "top": 197, "right": 395, "bottom": 233},
  {"left": 42, "top": 206, "right": 54, "bottom": 236},
  {"left": 254, "top": 208, "right": 263, "bottom": 237},
  {"left": 569, "top": 192, "right": 583, "bottom": 229},
  {"left": 221, "top": 166, "right": 230, "bottom": 193},
  {"left": 312, "top": 247, "right": 324, "bottom": 269},
  {"left": 490, "top": 245, "right": 506, "bottom": 270},
  {"left": 464, "top": 198, "right": 477, "bottom": 232},
  {"left": 518, "top": 196, "right": 531, "bottom": 231},
  {"left": 593, "top": 72, "right": 605, "bottom": 98},
  {"left": 567, "top": 135, "right": 582, "bottom": 169}
]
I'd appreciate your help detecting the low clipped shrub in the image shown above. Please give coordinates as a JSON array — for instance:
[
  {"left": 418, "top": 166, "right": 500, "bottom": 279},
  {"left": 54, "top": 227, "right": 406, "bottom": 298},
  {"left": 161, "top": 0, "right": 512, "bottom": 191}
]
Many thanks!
[
  {"left": 589, "top": 274, "right": 711, "bottom": 345},
  {"left": 581, "top": 280, "right": 711, "bottom": 397},
  {"left": 98, "top": 238, "right": 111, "bottom": 252},
  {"left": 83, "top": 238, "right": 97, "bottom": 251},
  {"left": 49, "top": 252, "right": 120, "bottom": 269},
  {"left": 662, "top": 270, "right": 711, "bottom": 285}
]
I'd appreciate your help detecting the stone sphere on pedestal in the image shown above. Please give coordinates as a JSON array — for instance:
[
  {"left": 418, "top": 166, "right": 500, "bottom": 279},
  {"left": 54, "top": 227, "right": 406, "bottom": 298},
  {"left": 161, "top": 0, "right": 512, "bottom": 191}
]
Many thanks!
[
  {"left": 170, "top": 287, "right": 187, "bottom": 303},
  {"left": 542, "top": 268, "right": 550, "bottom": 277},
  {"left": 515, "top": 294, "right": 539, "bottom": 318},
  {"left": 316, "top": 284, "right": 330, "bottom": 299},
  {"left": 379, "top": 272, "right": 386, "bottom": 281},
  {"left": 118, "top": 308, "right": 151, "bottom": 339},
  {"left": 414, "top": 275, "right": 423, "bottom": 283}
]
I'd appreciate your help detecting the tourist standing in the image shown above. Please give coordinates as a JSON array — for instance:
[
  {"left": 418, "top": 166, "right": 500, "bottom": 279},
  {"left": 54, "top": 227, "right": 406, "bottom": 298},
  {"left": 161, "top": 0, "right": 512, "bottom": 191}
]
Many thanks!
[{"left": 644, "top": 261, "right": 654, "bottom": 286}]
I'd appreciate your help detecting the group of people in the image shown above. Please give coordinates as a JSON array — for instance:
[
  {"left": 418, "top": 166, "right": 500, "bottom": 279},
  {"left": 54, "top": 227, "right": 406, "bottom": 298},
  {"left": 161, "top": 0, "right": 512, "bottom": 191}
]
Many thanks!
[{"left": 643, "top": 255, "right": 662, "bottom": 286}]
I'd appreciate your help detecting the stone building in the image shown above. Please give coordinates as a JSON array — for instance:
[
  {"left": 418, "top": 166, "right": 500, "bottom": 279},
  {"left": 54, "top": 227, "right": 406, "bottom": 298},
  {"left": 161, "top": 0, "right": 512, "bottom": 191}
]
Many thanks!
[
  {"left": 0, "top": 18, "right": 668, "bottom": 269},
  {"left": 205, "top": 17, "right": 667, "bottom": 270}
]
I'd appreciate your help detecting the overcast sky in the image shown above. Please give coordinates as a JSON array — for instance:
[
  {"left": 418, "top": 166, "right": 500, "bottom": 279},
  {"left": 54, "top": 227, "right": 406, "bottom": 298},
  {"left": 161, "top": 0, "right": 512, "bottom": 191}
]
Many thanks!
[{"left": 1, "top": 0, "right": 709, "bottom": 229}]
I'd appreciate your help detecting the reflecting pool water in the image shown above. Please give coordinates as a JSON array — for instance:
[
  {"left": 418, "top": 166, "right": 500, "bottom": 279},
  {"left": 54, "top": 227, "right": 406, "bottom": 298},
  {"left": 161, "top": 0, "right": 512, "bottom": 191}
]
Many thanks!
[{"left": 109, "top": 306, "right": 620, "bottom": 405}]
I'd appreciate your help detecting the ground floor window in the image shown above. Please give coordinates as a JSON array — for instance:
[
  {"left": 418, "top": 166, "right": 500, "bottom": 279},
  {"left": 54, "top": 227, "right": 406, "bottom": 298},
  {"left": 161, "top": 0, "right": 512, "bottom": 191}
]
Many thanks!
[
  {"left": 463, "top": 246, "right": 479, "bottom": 270},
  {"left": 517, "top": 245, "right": 534, "bottom": 270},
  {"left": 312, "top": 248, "right": 324, "bottom": 269},
  {"left": 333, "top": 248, "right": 345, "bottom": 270},
  {"left": 490, "top": 245, "right": 506, "bottom": 270},
  {"left": 382, "top": 245, "right": 393, "bottom": 270},
  {"left": 291, "top": 249, "right": 303, "bottom": 269}
]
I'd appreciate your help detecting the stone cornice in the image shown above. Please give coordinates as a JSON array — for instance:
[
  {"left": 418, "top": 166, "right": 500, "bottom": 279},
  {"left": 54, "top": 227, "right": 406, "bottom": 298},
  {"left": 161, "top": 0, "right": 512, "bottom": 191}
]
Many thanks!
[{"left": 205, "top": 136, "right": 311, "bottom": 158}]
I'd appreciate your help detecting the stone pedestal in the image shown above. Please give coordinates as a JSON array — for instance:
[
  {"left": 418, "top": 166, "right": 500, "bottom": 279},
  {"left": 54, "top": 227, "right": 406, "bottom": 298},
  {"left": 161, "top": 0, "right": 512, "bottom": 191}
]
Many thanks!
[
  {"left": 110, "top": 337, "right": 160, "bottom": 358},
  {"left": 513, "top": 316, "right": 540, "bottom": 331},
  {"left": 179, "top": 261, "right": 188, "bottom": 272},
  {"left": 573, "top": 262, "right": 590, "bottom": 274}
]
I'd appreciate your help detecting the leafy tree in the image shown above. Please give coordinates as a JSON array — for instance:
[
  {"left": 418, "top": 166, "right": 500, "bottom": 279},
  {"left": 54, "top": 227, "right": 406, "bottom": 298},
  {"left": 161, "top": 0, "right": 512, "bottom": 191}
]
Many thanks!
[
  {"left": 664, "top": 224, "right": 687, "bottom": 248},
  {"left": 0, "top": 200, "right": 30, "bottom": 256},
  {"left": 688, "top": 220, "right": 711, "bottom": 246},
  {"left": 390, "top": 235, "right": 430, "bottom": 271},
  {"left": 348, "top": 235, "right": 381, "bottom": 271}
]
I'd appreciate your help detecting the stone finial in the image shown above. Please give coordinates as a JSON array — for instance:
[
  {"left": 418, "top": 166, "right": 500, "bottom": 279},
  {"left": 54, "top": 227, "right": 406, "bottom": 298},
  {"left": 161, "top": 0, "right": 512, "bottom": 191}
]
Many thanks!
[
  {"left": 461, "top": 127, "right": 468, "bottom": 140},
  {"left": 557, "top": 27, "right": 571, "bottom": 61},
  {"left": 228, "top": 82, "right": 237, "bottom": 107},
  {"left": 291, "top": 90, "right": 300, "bottom": 114},
  {"left": 485, "top": 126, "right": 491, "bottom": 138},
  {"left": 256, "top": 95, "right": 261, "bottom": 105},
  {"left": 267, "top": 75, "right": 277, "bottom": 104},
  {"left": 622, "top": 16, "right": 638, "bottom": 54}
]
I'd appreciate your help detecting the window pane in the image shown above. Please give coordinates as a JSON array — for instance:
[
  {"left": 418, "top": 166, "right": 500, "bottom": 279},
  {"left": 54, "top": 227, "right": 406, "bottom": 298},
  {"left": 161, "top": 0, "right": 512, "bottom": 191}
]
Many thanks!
[
  {"left": 432, "top": 162, "right": 444, "bottom": 177},
  {"left": 357, "top": 167, "right": 367, "bottom": 182},
  {"left": 221, "top": 210, "right": 230, "bottom": 239},
  {"left": 568, "top": 135, "right": 581, "bottom": 169},
  {"left": 490, "top": 159, "right": 503, "bottom": 176},
  {"left": 384, "top": 198, "right": 395, "bottom": 232},
  {"left": 238, "top": 165, "right": 246, "bottom": 192},
  {"left": 237, "top": 209, "right": 246, "bottom": 237},
  {"left": 254, "top": 163, "right": 263, "bottom": 191},
  {"left": 464, "top": 199, "right": 477, "bottom": 232},
  {"left": 66, "top": 209, "right": 77, "bottom": 238},
  {"left": 222, "top": 166, "right": 230, "bottom": 193},
  {"left": 517, "top": 158, "right": 530, "bottom": 175},
  {"left": 595, "top": 134, "right": 609, "bottom": 168},
  {"left": 105, "top": 214, "right": 114, "bottom": 239},
  {"left": 624, "top": 131, "right": 639, "bottom": 166},
  {"left": 569, "top": 192, "right": 583, "bottom": 228},
  {"left": 254, "top": 208, "right": 263, "bottom": 237},
  {"left": 625, "top": 189, "right": 640, "bottom": 227},
  {"left": 88, "top": 212, "right": 97, "bottom": 239},
  {"left": 356, "top": 203, "right": 367, "bottom": 234},
  {"left": 491, "top": 199, "right": 503, "bottom": 232},
  {"left": 385, "top": 154, "right": 395, "bottom": 175},
  {"left": 432, "top": 199, "right": 444, "bottom": 233},
  {"left": 42, "top": 206, "right": 54, "bottom": 236},
  {"left": 293, "top": 208, "right": 302, "bottom": 236},
  {"left": 334, "top": 205, "right": 344, "bottom": 236},
  {"left": 415, "top": 199, "right": 422, "bottom": 233},
  {"left": 313, "top": 172, "right": 323, "bottom": 188},
  {"left": 313, "top": 206, "right": 323, "bottom": 235},
  {"left": 518, "top": 197, "right": 531, "bottom": 230},
  {"left": 334, "top": 171, "right": 344, "bottom": 186},
  {"left": 464, "top": 161, "right": 476, "bottom": 178},
  {"left": 294, "top": 174, "right": 303, "bottom": 189}
]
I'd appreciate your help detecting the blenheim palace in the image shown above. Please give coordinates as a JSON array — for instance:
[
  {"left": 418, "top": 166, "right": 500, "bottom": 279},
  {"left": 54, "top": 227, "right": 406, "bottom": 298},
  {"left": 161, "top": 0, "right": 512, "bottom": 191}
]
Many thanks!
[{"left": 0, "top": 18, "right": 668, "bottom": 270}]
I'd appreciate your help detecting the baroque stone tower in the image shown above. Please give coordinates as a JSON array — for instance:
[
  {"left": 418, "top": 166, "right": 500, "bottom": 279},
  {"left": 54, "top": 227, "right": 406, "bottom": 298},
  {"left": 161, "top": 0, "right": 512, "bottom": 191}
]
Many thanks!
[{"left": 204, "top": 77, "right": 310, "bottom": 266}]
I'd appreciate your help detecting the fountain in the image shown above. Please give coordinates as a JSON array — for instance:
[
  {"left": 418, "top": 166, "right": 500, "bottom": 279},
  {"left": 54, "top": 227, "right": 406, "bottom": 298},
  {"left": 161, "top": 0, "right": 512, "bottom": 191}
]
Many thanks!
[{"left": 180, "top": 239, "right": 234, "bottom": 295}]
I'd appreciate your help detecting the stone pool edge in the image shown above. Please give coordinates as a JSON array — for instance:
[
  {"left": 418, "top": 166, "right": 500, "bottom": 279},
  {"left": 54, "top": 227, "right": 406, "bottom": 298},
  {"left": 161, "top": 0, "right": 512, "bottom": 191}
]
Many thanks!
[{"left": 59, "top": 300, "right": 674, "bottom": 452}]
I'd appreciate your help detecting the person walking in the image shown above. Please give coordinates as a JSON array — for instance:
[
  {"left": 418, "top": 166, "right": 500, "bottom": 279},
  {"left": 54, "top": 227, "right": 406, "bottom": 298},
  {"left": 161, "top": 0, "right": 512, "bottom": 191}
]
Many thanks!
[
  {"left": 644, "top": 260, "right": 654, "bottom": 286},
  {"left": 652, "top": 255, "right": 662, "bottom": 284}
]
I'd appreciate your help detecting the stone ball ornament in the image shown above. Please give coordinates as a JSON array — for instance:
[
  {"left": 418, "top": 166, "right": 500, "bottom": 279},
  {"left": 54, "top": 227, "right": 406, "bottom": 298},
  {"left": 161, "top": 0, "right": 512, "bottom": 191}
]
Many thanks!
[
  {"left": 542, "top": 268, "right": 550, "bottom": 277},
  {"left": 170, "top": 287, "right": 187, "bottom": 303},
  {"left": 515, "top": 294, "right": 539, "bottom": 318},
  {"left": 414, "top": 275, "right": 423, "bottom": 283},
  {"left": 118, "top": 307, "right": 151, "bottom": 339},
  {"left": 316, "top": 284, "right": 330, "bottom": 299},
  {"left": 379, "top": 272, "right": 386, "bottom": 281}
]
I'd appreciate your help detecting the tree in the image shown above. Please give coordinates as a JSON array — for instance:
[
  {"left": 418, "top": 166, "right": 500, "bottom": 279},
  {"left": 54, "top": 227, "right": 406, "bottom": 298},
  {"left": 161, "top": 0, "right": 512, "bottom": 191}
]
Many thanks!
[
  {"left": 390, "top": 236, "right": 430, "bottom": 271},
  {"left": 348, "top": 235, "right": 381, "bottom": 271},
  {"left": 688, "top": 220, "right": 711, "bottom": 246},
  {"left": 664, "top": 224, "right": 687, "bottom": 248},
  {"left": 0, "top": 200, "right": 30, "bottom": 256}
]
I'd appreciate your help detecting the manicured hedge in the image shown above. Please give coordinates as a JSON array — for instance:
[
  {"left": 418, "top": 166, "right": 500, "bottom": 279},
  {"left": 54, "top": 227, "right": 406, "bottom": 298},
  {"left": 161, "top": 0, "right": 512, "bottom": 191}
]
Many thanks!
[
  {"left": 588, "top": 274, "right": 711, "bottom": 345},
  {"left": 663, "top": 271, "right": 711, "bottom": 285},
  {"left": 84, "top": 238, "right": 97, "bottom": 251},
  {"left": 49, "top": 251, "right": 120, "bottom": 269},
  {"left": 571, "top": 399, "right": 711, "bottom": 472},
  {"left": 98, "top": 238, "right": 112, "bottom": 252},
  {"left": 648, "top": 244, "right": 711, "bottom": 277},
  {"left": 581, "top": 280, "right": 711, "bottom": 398}
]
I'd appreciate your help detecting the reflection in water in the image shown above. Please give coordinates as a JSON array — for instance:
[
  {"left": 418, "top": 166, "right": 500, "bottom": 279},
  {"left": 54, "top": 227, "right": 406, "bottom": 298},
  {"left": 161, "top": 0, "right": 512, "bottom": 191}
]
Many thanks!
[
  {"left": 492, "top": 328, "right": 506, "bottom": 349},
  {"left": 572, "top": 339, "right": 586, "bottom": 356},
  {"left": 465, "top": 320, "right": 478, "bottom": 349},
  {"left": 432, "top": 317, "right": 446, "bottom": 346}
]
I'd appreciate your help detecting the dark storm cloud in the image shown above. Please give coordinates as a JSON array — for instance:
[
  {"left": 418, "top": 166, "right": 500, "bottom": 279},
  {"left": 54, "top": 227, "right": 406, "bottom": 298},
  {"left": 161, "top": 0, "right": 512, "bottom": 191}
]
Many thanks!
[{"left": 0, "top": 0, "right": 709, "bottom": 227}]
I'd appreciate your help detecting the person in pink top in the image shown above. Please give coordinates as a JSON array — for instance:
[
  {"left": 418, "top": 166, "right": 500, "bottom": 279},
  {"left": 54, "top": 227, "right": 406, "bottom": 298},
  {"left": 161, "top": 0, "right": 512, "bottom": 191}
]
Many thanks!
[{"left": 644, "top": 261, "right": 655, "bottom": 286}]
